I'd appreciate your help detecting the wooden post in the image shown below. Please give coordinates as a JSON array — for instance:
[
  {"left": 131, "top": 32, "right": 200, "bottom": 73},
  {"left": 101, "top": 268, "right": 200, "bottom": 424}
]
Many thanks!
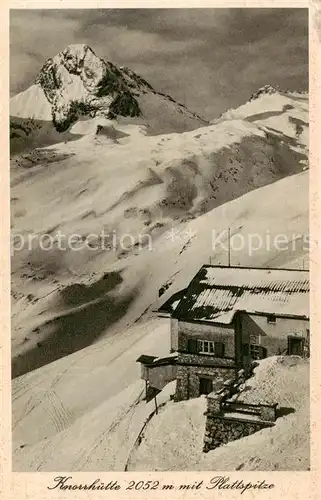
[{"left": 154, "top": 395, "right": 158, "bottom": 415}]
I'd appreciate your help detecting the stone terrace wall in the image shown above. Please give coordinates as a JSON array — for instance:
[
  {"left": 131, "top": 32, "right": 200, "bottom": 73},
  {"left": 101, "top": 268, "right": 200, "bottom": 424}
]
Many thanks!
[
  {"left": 203, "top": 383, "right": 277, "bottom": 453},
  {"left": 203, "top": 415, "right": 273, "bottom": 452},
  {"left": 175, "top": 364, "right": 235, "bottom": 401}
]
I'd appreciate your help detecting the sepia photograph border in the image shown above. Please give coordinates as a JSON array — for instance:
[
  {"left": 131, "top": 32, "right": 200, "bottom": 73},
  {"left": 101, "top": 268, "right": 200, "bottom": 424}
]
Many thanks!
[{"left": 1, "top": 0, "right": 320, "bottom": 499}]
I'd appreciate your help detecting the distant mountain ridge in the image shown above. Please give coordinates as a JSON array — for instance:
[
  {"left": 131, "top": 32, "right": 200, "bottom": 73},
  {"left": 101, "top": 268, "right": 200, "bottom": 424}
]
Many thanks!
[{"left": 249, "top": 84, "right": 307, "bottom": 101}]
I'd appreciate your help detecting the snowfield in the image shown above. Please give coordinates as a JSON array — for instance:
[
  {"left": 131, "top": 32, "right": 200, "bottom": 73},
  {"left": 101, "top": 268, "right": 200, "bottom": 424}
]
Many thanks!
[
  {"left": 13, "top": 317, "right": 172, "bottom": 471},
  {"left": 11, "top": 89, "right": 308, "bottom": 378},
  {"left": 10, "top": 84, "right": 53, "bottom": 121},
  {"left": 127, "top": 356, "right": 309, "bottom": 471},
  {"left": 10, "top": 56, "right": 309, "bottom": 472},
  {"left": 13, "top": 342, "right": 309, "bottom": 471}
]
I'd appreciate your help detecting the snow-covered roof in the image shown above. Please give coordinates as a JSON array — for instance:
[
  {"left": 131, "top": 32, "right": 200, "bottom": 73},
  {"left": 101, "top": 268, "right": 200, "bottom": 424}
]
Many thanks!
[
  {"left": 136, "top": 355, "right": 157, "bottom": 364},
  {"left": 172, "top": 265, "right": 309, "bottom": 324},
  {"left": 137, "top": 353, "right": 178, "bottom": 367}
]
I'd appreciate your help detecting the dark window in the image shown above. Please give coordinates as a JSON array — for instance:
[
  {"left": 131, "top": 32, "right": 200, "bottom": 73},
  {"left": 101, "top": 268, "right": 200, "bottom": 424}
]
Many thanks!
[
  {"left": 267, "top": 314, "right": 276, "bottom": 324},
  {"left": 250, "top": 344, "right": 260, "bottom": 359}
]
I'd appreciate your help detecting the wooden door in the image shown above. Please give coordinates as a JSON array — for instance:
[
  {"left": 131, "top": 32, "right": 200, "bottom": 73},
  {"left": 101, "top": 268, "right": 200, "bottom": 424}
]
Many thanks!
[
  {"left": 199, "top": 377, "right": 213, "bottom": 395},
  {"left": 288, "top": 336, "right": 305, "bottom": 356}
]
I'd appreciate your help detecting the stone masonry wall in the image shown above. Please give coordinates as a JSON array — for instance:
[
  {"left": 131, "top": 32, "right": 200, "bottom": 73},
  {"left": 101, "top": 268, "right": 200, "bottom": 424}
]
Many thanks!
[
  {"left": 203, "top": 378, "right": 276, "bottom": 453},
  {"left": 203, "top": 416, "right": 273, "bottom": 452},
  {"left": 175, "top": 365, "right": 189, "bottom": 401},
  {"left": 178, "top": 353, "right": 235, "bottom": 367},
  {"left": 175, "top": 362, "right": 235, "bottom": 401}
]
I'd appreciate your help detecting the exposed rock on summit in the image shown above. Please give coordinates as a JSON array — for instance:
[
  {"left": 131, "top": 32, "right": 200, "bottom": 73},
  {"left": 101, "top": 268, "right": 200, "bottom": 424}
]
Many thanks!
[
  {"left": 249, "top": 85, "right": 279, "bottom": 101},
  {"left": 12, "top": 44, "right": 207, "bottom": 134}
]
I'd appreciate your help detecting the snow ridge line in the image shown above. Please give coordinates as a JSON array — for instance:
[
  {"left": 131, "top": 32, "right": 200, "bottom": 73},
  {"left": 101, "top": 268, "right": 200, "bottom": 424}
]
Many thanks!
[{"left": 124, "top": 401, "right": 167, "bottom": 472}]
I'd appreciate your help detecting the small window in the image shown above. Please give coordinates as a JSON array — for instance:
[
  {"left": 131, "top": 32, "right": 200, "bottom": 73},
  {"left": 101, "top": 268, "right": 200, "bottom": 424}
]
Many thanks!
[
  {"left": 197, "top": 339, "right": 214, "bottom": 354},
  {"left": 250, "top": 344, "right": 261, "bottom": 360},
  {"left": 267, "top": 314, "right": 276, "bottom": 324},
  {"left": 250, "top": 344, "right": 267, "bottom": 359},
  {"left": 196, "top": 339, "right": 225, "bottom": 357},
  {"left": 250, "top": 334, "right": 257, "bottom": 344}
]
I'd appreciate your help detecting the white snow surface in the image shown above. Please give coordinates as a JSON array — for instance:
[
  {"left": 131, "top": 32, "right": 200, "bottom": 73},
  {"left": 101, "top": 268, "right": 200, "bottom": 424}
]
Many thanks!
[
  {"left": 10, "top": 78, "right": 309, "bottom": 471},
  {"left": 128, "top": 356, "right": 309, "bottom": 471},
  {"left": 217, "top": 92, "right": 308, "bottom": 150},
  {"left": 13, "top": 317, "right": 173, "bottom": 471},
  {"left": 11, "top": 110, "right": 309, "bottom": 368},
  {"left": 10, "top": 84, "right": 52, "bottom": 120}
]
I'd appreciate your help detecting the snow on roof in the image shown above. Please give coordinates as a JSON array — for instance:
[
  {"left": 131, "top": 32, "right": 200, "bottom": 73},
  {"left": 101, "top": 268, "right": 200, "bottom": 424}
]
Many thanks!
[
  {"left": 136, "top": 354, "right": 157, "bottom": 364},
  {"left": 173, "top": 265, "right": 309, "bottom": 324},
  {"left": 137, "top": 353, "right": 178, "bottom": 367},
  {"left": 149, "top": 354, "right": 178, "bottom": 367},
  {"left": 158, "top": 289, "right": 187, "bottom": 313}
]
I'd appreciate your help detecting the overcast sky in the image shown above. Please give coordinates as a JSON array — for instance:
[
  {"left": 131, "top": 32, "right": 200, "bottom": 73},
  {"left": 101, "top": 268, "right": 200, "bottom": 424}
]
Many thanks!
[{"left": 10, "top": 8, "right": 308, "bottom": 120}]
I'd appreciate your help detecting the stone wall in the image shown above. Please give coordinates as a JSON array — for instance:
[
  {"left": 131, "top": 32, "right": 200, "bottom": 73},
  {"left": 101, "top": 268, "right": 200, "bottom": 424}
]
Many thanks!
[
  {"left": 175, "top": 365, "right": 189, "bottom": 400},
  {"left": 203, "top": 415, "right": 273, "bottom": 452},
  {"left": 177, "top": 353, "right": 235, "bottom": 367},
  {"left": 203, "top": 382, "right": 277, "bottom": 452},
  {"left": 175, "top": 357, "right": 236, "bottom": 401}
]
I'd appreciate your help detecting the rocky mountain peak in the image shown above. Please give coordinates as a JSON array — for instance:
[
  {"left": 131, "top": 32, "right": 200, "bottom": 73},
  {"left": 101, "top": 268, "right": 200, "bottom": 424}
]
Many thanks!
[
  {"left": 249, "top": 85, "right": 279, "bottom": 101},
  {"left": 34, "top": 44, "right": 147, "bottom": 132},
  {"left": 11, "top": 44, "right": 207, "bottom": 135},
  {"left": 36, "top": 44, "right": 104, "bottom": 98}
]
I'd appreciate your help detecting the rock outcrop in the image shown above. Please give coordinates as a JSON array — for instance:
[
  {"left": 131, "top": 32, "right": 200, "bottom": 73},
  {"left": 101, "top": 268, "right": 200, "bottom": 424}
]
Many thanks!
[{"left": 11, "top": 44, "right": 207, "bottom": 134}]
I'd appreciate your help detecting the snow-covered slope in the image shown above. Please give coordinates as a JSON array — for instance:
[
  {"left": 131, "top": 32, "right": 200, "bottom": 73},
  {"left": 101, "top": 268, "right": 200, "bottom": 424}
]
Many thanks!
[
  {"left": 10, "top": 84, "right": 52, "bottom": 121},
  {"left": 11, "top": 159, "right": 308, "bottom": 379},
  {"left": 10, "top": 44, "right": 309, "bottom": 472},
  {"left": 213, "top": 85, "right": 308, "bottom": 154},
  {"left": 10, "top": 43, "right": 207, "bottom": 148},
  {"left": 10, "top": 45, "right": 308, "bottom": 379},
  {"left": 12, "top": 324, "right": 309, "bottom": 471},
  {"left": 12, "top": 317, "right": 176, "bottom": 471},
  {"left": 128, "top": 356, "right": 309, "bottom": 471},
  {"left": 11, "top": 93, "right": 309, "bottom": 473}
]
